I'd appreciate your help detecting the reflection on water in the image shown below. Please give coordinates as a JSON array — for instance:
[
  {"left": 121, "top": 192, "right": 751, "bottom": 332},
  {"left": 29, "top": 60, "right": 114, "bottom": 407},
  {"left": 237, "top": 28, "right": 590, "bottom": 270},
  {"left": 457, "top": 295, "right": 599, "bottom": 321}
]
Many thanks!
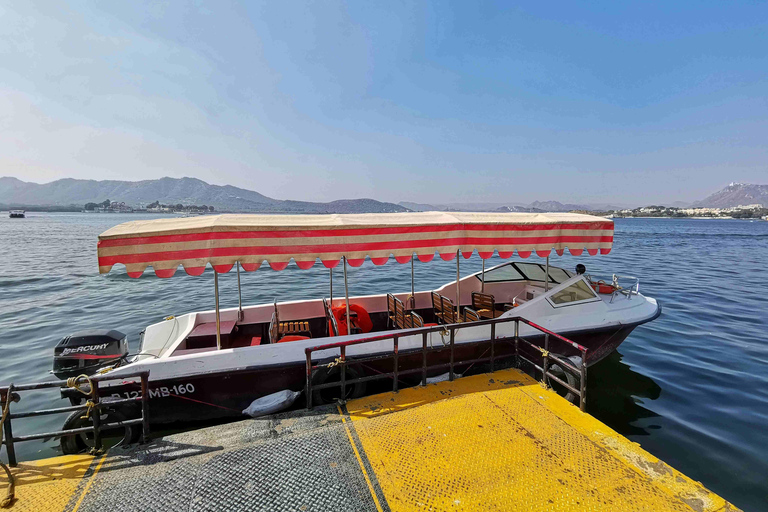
[{"left": 587, "top": 350, "right": 663, "bottom": 437}]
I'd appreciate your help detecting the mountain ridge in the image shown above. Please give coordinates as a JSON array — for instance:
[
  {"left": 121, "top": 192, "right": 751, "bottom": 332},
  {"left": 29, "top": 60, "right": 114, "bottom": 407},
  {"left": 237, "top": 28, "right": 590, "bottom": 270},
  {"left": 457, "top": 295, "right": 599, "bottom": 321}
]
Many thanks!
[
  {"left": 692, "top": 183, "right": 768, "bottom": 208},
  {"left": 0, "top": 176, "right": 407, "bottom": 214}
]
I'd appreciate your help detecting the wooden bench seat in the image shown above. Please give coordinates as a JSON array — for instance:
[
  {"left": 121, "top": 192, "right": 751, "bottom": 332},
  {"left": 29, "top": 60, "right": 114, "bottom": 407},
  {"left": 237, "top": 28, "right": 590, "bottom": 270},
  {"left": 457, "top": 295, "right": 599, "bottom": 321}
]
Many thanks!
[
  {"left": 269, "top": 300, "right": 311, "bottom": 343},
  {"left": 388, "top": 293, "right": 429, "bottom": 329},
  {"left": 431, "top": 291, "right": 464, "bottom": 325},
  {"left": 471, "top": 292, "right": 505, "bottom": 319}
]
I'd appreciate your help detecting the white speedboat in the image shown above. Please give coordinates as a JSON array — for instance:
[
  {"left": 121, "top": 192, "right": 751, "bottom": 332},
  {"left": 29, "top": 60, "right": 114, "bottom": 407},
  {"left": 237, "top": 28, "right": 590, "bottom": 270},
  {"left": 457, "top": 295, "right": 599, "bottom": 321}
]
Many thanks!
[{"left": 53, "top": 212, "right": 659, "bottom": 431}]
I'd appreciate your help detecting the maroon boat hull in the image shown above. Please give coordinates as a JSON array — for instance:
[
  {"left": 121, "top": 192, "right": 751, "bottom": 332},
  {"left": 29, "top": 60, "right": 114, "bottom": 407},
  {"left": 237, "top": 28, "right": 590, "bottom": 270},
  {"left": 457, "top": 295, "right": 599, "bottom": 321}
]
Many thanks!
[{"left": 74, "top": 317, "right": 651, "bottom": 427}]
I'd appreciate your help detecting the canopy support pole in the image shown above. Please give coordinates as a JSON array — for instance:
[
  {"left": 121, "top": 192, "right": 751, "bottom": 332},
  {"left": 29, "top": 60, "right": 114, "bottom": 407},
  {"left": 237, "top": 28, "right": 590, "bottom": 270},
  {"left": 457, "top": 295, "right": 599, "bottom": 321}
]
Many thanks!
[
  {"left": 456, "top": 250, "right": 461, "bottom": 320},
  {"left": 329, "top": 267, "right": 333, "bottom": 304},
  {"left": 343, "top": 257, "right": 351, "bottom": 335},
  {"left": 410, "top": 256, "right": 415, "bottom": 309},
  {"left": 214, "top": 270, "right": 221, "bottom": 350},
  {"left": 481, "top": 258, "right": 485, "bottom": 293},
  {"left": 236, "top": 262, "right": 242, "bottom": 321},
  {"left": 545, "top": 255, "right": 550, "bottom": 292}
]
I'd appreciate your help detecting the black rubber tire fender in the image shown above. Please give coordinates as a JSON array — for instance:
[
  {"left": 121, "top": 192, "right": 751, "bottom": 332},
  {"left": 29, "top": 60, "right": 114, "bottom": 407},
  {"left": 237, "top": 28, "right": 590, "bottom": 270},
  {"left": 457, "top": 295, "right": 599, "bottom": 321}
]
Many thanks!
[
  {"left": 311, "top": 364, "right": 367, "bottom": 405},
  {"left": 60, "top": 408, "right": 139, "bottom": 455},
  {"left": 549, "top": 359, "right": 582, "bottom": 406}
]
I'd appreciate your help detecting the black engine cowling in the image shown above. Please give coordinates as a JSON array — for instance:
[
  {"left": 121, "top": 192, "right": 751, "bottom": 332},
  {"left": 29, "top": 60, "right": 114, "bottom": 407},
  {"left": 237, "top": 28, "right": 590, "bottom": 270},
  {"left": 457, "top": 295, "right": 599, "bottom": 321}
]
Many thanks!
[{"left": 53, "top": 329, "right": 128, "bottom": 379}]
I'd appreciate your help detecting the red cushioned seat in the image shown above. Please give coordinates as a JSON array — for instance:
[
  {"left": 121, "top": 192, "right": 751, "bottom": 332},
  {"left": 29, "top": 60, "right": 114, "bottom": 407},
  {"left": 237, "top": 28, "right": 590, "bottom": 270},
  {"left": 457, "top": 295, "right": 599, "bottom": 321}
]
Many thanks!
[{"left": 278, "top": 335, "right": 310, "bottom": 343}]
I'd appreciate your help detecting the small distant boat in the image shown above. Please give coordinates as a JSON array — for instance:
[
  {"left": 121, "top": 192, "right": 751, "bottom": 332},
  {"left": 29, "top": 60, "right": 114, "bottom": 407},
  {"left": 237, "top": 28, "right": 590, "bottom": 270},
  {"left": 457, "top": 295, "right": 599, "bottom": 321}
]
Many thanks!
[{"left": 9, "top": 210, "right": 25, "bottom": 218}]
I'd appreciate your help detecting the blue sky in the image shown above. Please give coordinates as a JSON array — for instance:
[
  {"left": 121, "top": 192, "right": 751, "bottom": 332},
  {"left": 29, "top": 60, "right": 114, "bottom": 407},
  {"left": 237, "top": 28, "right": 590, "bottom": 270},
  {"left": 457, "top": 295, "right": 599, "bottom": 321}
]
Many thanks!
[{"left": 0, "top": 1, "right": 766, "bottom": 205}]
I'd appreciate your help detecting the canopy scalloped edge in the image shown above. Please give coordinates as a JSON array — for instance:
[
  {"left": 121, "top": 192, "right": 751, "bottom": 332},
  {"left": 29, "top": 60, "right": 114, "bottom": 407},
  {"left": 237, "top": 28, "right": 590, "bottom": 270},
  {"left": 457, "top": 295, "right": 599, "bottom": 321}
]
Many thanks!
[
  {"left": 107, "top": 247, "right": 611, "bottom": 279},
  {"left": 96, "top": 212, "right": 613, "bottom": 278}
]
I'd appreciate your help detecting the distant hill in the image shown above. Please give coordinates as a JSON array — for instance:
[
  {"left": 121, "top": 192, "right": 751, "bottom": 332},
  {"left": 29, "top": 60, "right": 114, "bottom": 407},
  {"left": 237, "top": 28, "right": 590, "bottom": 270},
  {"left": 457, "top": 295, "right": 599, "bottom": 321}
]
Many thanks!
[
  {"left": 528, "top": 200, "right": 587, "bottom": 212},
  {"left": 693, "top": 183, "right": 768, "bottom": 208},
  {"left": 398, "top": 201, "right": 438, "bottom": 212},
  {"left": 398, "top": 199, "right": 627, "bottom": 213},
  {"left": 0, "top": 177, "right": 408, "bottom": 213},
  {"left": 494, "top": 205, "right": 542, "bottom": 213}
]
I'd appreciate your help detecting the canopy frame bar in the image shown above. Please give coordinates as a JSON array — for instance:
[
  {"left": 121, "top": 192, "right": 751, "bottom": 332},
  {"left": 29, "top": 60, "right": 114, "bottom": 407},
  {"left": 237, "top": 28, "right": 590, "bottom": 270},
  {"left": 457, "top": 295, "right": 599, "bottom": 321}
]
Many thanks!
[
  {"left": 236, "top": 262, "right": 243, "bottom": 321},
  {"left": 214, "top": 271, "right": 221, "bottom": 350},
  {"left": 343, "top": 257, "right": 351, "bottom": 336},
  {"left": 456, "top": 250, "right": 461, "bottom": 320},
  {"left": 410, "top": 257, "right": 415, "bottom": 309}
]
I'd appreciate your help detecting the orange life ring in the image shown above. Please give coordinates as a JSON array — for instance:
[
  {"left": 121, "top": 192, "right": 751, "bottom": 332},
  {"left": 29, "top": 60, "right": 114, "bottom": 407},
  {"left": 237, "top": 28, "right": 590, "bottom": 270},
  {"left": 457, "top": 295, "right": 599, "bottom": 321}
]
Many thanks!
[{"left": 332, "top": 304, "right": 373, "bottom": 335}]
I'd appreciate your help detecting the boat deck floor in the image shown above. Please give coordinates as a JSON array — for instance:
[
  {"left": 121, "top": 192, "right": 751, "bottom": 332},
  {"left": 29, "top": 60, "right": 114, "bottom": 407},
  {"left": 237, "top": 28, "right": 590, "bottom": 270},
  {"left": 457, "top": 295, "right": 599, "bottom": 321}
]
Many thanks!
[{"left": 5, "top": 368, "right": 736, "bottom": 511}]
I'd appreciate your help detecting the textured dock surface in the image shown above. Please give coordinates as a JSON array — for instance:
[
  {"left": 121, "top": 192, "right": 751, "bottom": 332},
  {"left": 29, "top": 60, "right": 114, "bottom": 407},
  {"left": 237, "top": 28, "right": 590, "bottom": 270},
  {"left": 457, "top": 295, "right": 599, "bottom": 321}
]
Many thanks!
[{"left": 3, "top": 368, "right": 737, "bottom": 511}]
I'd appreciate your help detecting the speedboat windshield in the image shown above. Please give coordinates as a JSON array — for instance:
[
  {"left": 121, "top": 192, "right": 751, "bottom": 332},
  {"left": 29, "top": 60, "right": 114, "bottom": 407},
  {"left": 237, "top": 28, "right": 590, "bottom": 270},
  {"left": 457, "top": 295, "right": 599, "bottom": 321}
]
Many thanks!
[{"left": 478, "top": 262, "right": 573, "bottom": 285}]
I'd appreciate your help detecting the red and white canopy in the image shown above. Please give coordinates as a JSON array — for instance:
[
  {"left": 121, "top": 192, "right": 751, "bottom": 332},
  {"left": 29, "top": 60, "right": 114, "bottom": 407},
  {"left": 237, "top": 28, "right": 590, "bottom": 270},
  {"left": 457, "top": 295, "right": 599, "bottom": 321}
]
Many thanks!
[{"left": 97, "top": 212, "right": 614, "bottom": 278}]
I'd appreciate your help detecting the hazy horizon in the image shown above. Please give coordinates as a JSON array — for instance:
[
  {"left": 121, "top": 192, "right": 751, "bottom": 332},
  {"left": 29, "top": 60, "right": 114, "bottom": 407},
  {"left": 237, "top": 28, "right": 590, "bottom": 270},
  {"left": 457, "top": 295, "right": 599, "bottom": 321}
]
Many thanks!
[{"left": 1, "top": 2, "right": 766, "bottom": 205}]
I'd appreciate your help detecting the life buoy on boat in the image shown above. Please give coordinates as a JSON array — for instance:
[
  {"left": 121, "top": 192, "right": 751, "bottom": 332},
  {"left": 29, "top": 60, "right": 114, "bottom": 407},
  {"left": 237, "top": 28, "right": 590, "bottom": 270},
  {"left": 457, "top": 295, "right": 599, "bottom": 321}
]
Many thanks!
[
  {"left": 591, "top": 280, "right": 616, "bottom": 294},
  {"left": 331, "top": 305, "right": 373, "bottom": 335}
]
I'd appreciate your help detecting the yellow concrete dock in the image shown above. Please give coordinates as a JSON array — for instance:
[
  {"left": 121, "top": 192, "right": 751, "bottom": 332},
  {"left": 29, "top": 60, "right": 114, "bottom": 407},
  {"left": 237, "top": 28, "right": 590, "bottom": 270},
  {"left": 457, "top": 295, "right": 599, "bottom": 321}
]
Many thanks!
[{"left": 2, "top": 368, "right": 737, "bottom": 511}]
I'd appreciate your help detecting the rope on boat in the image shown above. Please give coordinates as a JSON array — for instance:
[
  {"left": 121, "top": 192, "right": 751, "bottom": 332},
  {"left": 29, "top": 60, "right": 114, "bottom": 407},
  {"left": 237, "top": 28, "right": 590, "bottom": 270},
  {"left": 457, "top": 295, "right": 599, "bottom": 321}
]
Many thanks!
[
  {"left": 66, "top": 375, "right": 95, "bottom": 396},
  {"left": 1, "top": 384, "right": 16, "bottom": 508}
]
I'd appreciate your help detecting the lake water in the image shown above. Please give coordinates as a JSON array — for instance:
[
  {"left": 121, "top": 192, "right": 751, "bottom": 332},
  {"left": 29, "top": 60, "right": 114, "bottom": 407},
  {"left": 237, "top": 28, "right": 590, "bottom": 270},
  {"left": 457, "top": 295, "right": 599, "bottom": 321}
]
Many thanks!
[{"left": 1, "top": 213, "right": 767, "bottom": 510}]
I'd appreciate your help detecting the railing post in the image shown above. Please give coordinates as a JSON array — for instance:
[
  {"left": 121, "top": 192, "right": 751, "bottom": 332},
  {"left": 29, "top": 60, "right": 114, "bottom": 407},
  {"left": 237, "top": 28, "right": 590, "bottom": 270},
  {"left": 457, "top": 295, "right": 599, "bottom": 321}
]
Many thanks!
[
  {"left": 305, "top": 350, "right": 313, "bottom": 410},
  {"left": 542, "top": 333, "right": 550, "bottom": 388},
  {"left": 393, "top": 336, "right": 399, "bottom": 393},
  {"left": 2, "top": 385, "right": 17, "bottom": 467},
  {"left": 514, "top": 320, "right": 520, "bottom": 368},
  {"left": 490, "top": 322, "right": 496, "bottom": 373},
  {"left": 580, "top": 350, "right": 588, "bottom": 412},
  {"left": 339, "top": 346, "right": 347, "bottom": 404},
  {"left": 140, "top": 372, "right": 150, "bottom": 443},
  {"left": 449, "top": 327, "right": 455, "bottom": 381},
  {"left": 421, "top": 332, "right": 428, "bottom": 386},
  {"left": 91, "top": 382, "right": 102, "bottom": 455}
]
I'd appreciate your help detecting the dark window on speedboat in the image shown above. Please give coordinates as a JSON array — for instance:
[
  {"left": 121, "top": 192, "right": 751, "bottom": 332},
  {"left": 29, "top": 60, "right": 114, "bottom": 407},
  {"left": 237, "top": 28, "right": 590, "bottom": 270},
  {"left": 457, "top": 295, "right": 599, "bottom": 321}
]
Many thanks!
[
  {"left": 548, "top": 279, "right": 598, "bottom": 305},
  {"left": 478, "top": 262, "right": 573, "bottom": 284}
]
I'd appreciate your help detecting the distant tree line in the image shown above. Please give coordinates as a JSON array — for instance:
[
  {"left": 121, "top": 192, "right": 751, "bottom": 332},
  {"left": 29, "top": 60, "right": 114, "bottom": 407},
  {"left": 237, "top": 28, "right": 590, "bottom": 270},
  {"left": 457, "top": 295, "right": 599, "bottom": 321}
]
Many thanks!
[
  {"left": 83, "top": 200, "right": 215, "bottom": 212},
  {"left": 84, "top": 199, "right": 113, "bottom": 211},
  {"left": 146, "top": 201, "right": 214, "bottom": 212}
]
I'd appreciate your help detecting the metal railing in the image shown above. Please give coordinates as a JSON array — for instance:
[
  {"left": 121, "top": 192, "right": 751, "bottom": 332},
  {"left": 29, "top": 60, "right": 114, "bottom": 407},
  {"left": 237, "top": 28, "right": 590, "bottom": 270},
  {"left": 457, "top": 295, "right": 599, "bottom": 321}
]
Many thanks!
[
  {"left": 0, "top": 371, "right": 150, "bottom": 467},
  {"left": 305, "top": 315, "right": 588, "bottom": 411},
  {"left": 588, "top": 273, "right": 640, "bottom": 302}
]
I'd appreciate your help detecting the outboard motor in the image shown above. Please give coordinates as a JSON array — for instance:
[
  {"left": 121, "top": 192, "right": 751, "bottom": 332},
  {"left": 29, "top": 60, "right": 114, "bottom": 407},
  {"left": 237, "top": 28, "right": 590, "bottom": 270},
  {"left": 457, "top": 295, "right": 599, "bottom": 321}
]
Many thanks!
[{"left": 53, "top": 329, "right": 128, "bottom": 379}]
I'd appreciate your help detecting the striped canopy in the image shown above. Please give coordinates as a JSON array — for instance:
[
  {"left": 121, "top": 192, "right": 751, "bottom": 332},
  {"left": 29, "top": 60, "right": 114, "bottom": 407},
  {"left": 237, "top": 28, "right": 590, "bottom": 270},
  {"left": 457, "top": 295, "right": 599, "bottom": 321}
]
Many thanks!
[{"left": 97, "top": 212, "right": 614, "bottom": 278}]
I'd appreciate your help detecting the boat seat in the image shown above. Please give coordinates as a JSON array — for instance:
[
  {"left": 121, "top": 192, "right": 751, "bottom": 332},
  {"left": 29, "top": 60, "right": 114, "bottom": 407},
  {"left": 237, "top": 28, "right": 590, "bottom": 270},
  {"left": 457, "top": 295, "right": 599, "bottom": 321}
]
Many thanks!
[
  {"left": 278, "top": 321, "right": 311, "bottom": 335},
  {"left": 431, "top": 291, "right": 463, "bottom": 324},
  {"left": 270, "top": 300, "right": 311, "bottom": 342},
  {"left": 462, "top": 307, "right": 481, "bottom": 323},
  {"left": 277, "top": 335, "right": 310, "bottom": 343},
  {"left": 471, "top": 292, "right": 503, "bottom": 319},
  {"left": 386, "top": 293, "right": 397, "bottom": 328},
  {"left": 390, "top": 294, "right": 426, "bottom": 329},
  {"left": 250, "top": 336, "right": 262, "bottom": 346}
]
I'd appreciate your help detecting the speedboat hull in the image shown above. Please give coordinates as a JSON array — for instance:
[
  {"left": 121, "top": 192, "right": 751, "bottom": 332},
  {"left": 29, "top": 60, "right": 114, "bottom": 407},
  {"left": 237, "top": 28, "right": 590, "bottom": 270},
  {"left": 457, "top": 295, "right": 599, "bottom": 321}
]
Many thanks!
[{"left": 88, "top": 307, "right": 659, "bottom": 427}]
